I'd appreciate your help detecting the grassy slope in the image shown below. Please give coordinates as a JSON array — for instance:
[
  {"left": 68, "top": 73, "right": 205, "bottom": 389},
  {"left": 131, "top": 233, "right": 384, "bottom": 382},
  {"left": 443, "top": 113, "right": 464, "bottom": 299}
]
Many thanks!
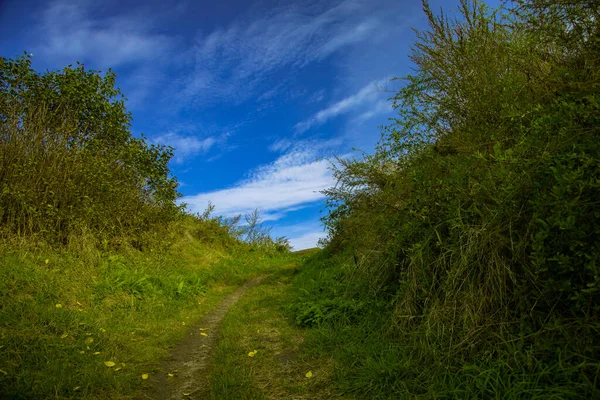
[
  {"left": 208, "top": 257, "right": 343, "bottom": 400},
  {"left": 286, "top": 251, "right": 600, "bottom": 400},
  {"left": 0, "top": 222, "right": 293, "bottom": 399}
]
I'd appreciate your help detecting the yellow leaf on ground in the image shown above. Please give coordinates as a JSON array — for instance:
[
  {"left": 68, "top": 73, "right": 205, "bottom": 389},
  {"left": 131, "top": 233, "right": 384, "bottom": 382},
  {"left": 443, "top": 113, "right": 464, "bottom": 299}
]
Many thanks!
[
  {"left": 248, "top": 350, "right": 257, "bottom": 357},
  {"left": 73, "top": 386, "right": 81, "bottom": 391},
  {"left": 115, "top": 367, "right": 121, "bottom": 371},
  {"left": 55, "top": 304, "right": 63, "bottom": 308},
  {"left": 168, "top": 373, "right": 174, "bottom": 377},
  {"left": 60, "top": 333, "right": 68, "bottom": 339},
  {"left": 199, "top": 328, "right": 208, "bottom": 331},
  {"left": 45, "top": 259, "right": 49, "bottom": 264},
  {"left": 305, "top": 371, "right": 313, "bottom": 378},
  {"left": 104, "top": 361, "right": 116, "bottom": 367},
  {"left": 200, "top": 332, "right": 208, "bottom": 337},
  {"left": 142, "top": 374, "right": 149, "bottom": 380},
  {"left": 93, "top": 352, "right": 101, "bottom": 355}
]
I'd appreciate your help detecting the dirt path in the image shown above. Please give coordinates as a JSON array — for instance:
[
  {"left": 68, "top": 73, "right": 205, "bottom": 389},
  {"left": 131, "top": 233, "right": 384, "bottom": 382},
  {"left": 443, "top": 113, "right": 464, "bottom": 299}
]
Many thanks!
[{"left": 141, "top": 276, "right": 268, "bottom": 400}]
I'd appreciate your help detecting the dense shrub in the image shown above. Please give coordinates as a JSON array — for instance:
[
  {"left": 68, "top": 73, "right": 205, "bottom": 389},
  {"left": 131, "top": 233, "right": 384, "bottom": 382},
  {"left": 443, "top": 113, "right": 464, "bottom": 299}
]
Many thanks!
[
  {"left": 302, "top": 0, "right": 600, "bottom": 397},
  {"left": 0, "top": 55, "right": 181, "bottom": 245}
]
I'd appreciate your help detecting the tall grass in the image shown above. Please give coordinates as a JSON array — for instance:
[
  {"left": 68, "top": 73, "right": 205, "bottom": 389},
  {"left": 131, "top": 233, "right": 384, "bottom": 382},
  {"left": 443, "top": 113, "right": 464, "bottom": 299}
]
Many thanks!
[{"left": 291, "top": 1, "right": 600, "bottom": 398}]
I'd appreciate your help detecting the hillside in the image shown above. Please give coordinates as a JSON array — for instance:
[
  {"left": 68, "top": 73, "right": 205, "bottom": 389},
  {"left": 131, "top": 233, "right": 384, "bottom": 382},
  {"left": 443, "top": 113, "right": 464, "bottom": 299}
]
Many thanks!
[
  {"left": 285, "top": 1, "right": 600, "bottom": 398},
  {"left": 0, "top": 54, "right": 294, "bottom": 399}
]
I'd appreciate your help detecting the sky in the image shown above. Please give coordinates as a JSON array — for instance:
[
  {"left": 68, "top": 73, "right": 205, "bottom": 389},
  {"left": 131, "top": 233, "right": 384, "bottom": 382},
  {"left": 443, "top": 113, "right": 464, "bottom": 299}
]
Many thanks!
[{"left": 0, "top": 0, "right": 498, "bottom": 250}]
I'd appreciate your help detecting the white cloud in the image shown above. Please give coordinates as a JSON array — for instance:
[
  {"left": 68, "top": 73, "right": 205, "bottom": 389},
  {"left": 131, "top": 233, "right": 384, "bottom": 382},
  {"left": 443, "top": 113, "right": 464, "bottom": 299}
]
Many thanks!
[
  {"left": 271, "top": 221, "right": 327, "bottom": 250},
  {"left": 294, "top": 80, "right": 384, "bottom": 133},
  {"left": 181, "top": 144, "right": 335, "bottom": 220},
  {"left": 180, "top": 0, "right": 379, "bottom": 105},
  {"left": 289, "top": 231, "right": 326, "bottom": 250},
  {"left": 268, "top": 138, "right": 293, "bottom": 153},
  {"left": 35, "top": 0, "right": 175, "bottom": 68},
  {"left": 355, "top": 99, "right": 392, "bottom": 123},
  {"left": 153, "top": 132, "right": 217, "bottom": 163}
]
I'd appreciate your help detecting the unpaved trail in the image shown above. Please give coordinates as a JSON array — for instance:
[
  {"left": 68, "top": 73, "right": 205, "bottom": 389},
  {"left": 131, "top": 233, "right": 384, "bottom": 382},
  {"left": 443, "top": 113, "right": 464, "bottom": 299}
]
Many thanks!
[{"left": 142, "top": 276, "right": 268, "bottom": 400}]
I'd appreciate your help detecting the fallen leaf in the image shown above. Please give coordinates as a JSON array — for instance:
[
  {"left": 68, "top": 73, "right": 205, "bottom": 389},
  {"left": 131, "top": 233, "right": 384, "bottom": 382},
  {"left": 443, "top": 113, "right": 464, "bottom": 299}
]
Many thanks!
[
  {"left": 168, "top": 373, "right": 174, "bottom": 377},
  {"left": 60, "top": 333, "right": 68, "bottom": 339},
  {"left": 305, "top": 371, "right": 313, "bottom": 378},
  {"left": 115, "top": 367, "right": 122, "bottom": 371},
  {"left": 104, "top": 361, "right": 116, "bottom": 367},
  {"left": 55, "top": 304, "right": 63, "bottom": 308},
  {"left": 142, "top": 374, "right": 149, "bottom": 380},
  {"left": 73, "top": 386, "right": 81, "bottom": 391},
  {"left": 45, "top": 259, "right": 49, "bottom": 264},
  {"left": 93, "top": 352, "right": 101, "bottom": 355},
  {"left": 199, "top": 328, "right": 208, "bottom": 331},
  {"left": 200, "top": 332, "right": 208, "bottom": 337},
  {"left": 248, "top": 350, "right": 258, "bottom": 357}
]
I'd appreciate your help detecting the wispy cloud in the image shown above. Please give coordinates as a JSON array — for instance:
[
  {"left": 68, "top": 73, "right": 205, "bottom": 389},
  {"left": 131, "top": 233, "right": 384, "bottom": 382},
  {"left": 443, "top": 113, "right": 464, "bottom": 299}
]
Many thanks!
[
  {"left": 268, "top": 138, "right": 293, "bottom": 153},
  {"left": 34, "top": 0, "right": 176, "bottom": 68},
  {"left": 271, "top": 221, "right": 327, "bottom": 250},
  {"left": 289, "top": 231, "right": 326, "bottom": 250},
  {"left": 354, "top": 99, "right": 392, "bottom": 123},
  {"left": 294, "top": 80, "right": 384, "bottom": 133},
  {"left": 153, "top": 132, "right": 218, "bottom": 164},
  {"left": 181, "top": 142, "right": 336, "bottom": 220},
  {"left": 180, "top": 0, "right": 379, "bottom": 105}
]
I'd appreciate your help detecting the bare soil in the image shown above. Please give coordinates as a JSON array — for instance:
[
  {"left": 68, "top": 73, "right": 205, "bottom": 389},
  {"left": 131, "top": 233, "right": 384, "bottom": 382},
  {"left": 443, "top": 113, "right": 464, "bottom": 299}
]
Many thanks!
[{"left": 141, "top": 276, "right": 268, "bottom": 400}]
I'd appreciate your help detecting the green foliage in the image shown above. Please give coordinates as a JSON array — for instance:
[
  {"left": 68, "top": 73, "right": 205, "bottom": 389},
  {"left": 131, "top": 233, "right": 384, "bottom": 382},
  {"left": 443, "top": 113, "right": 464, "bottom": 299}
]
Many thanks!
[
  {"left": 299, "top": 0, "right": 600, "bottom": 398},
  {"left": 0, "top": 54, "right": 181, "bottom": 245}
]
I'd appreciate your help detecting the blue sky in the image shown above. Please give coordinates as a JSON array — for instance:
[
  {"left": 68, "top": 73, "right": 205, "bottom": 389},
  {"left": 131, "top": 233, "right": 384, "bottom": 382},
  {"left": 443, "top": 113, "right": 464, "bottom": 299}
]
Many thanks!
[{"left": 0, "top": 0, "right": 496, "bottom": 249}]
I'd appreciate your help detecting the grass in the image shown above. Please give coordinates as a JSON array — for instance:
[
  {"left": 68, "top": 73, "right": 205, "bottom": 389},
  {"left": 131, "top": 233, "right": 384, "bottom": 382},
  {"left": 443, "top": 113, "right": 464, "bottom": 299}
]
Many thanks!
[
  {"left": 0, "top": 226, "right": 294, "bottom": 399},
  {"left": 287, "top": 251, "right": 600, "bottom": 400},
  {"left": 208, "top": 261, "right": 344, "bottom": 400}
]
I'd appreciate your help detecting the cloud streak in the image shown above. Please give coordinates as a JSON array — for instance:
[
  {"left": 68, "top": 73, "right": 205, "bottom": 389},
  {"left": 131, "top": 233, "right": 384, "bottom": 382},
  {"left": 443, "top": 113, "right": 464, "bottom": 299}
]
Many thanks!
[
  {"left": 181, "top": 143, "right": 335, "bottom": 220},
  {"left": 153, "top": 132, "right": 218, "bottom": 164},
  {"left": 35, "top": 0, "right": 176, "bottom": 68},
  {"left": 180, "top": 0, "right": 379, "bottom": 105},
  {"left": 294, "top": 80, "right": 385, "bottom": 133}
]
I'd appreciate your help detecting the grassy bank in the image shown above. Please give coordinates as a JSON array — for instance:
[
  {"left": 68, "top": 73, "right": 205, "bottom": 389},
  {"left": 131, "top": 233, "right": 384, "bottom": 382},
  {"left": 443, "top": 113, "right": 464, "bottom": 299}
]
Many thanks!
[
  {"left": 0, "top": 219, "right": 293, "bottom": 399},
  {"left": 285, "top": 1, "right": 600, "bottom": 398},
  {"left": 289, "top": 250, "right": 600, "bottom": 399}
]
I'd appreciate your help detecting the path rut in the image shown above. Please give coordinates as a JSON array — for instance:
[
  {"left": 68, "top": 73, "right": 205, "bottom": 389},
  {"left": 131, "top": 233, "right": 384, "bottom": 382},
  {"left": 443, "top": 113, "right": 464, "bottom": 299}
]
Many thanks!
[{"left": 142, "top": 275, "right": 268, "bottom": 400}]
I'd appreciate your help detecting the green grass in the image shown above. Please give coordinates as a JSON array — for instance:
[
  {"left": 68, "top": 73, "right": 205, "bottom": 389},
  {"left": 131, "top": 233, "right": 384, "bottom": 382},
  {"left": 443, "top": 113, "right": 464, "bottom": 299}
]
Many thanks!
[
  {"left": 288, "top": 251, "right": 600, "bottom": 400},
  {"left": 208, "top": 262, "right": 344, "bottom": 400},
  {"left": 0, "top": 230, "right": 294, "bottom": 399}
]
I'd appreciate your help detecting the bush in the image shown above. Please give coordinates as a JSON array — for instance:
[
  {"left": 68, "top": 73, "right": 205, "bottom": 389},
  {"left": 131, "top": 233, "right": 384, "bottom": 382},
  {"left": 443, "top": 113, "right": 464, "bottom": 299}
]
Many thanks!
[
  {"left": 303, "top": 0, "right": 600, "bottom": 397},
  {"left": 0, "top": 54, "right": 181, "bottom": 245}
]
